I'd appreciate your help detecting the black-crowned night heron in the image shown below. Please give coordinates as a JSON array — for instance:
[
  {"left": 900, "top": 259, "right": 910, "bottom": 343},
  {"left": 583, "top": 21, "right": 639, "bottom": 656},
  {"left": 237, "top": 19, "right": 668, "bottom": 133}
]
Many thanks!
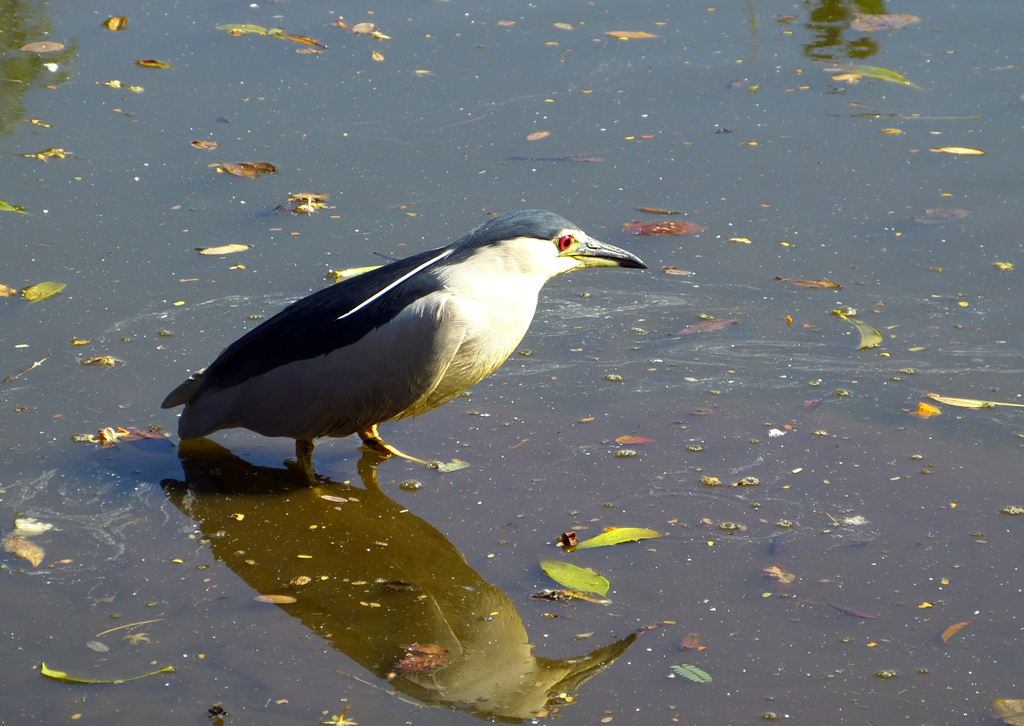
[{"left": 162, "top": 210, "right": 646, "bottom": 469}]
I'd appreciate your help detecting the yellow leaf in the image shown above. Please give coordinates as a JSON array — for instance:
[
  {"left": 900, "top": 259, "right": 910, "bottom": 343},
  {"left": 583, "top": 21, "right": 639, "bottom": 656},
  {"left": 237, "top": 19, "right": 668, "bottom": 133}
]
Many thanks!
[
  {"left": 993, "top": 261, "right": 1014, "bottom": 271},
  {"left": 21, "top": 281, "right": 66, "bottom": 302},
  {"left": 104, "top": 16, "right": 127, "bottom": 30},
  {"left": 604, "top": 30, "right": 659, "bottom": 39},
  {"left": 925, "top": 393, "right": 1024, "bottom": 410},
  {"left": 930, "top": 147, "right": 985, "bottom": 155},
  {"left": 371, "top": 50, "right": 384, "bottom": 61},
  {"left": 254, "top": 594, "right": 297, "bottom": 604},
  {"left": 941, "top": 620, "right": 972, "bottom": 643},
  {"left": 196, "top": 244, "right": 251, "bottom": 255},
  {"left": 908, "top": 402, "right": 942, "bottom": 418},
  {"left": 136, "top": 59, "right": 174, "bottom": 69}
]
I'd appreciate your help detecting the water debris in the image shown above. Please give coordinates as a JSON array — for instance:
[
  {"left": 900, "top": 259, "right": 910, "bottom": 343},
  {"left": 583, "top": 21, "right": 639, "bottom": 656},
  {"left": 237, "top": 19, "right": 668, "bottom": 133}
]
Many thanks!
[
  {"left": 635, "top": 207, "right": 679, "bottom": 214},
  {"left": 255, "top": 594, "right": 298, "bottom": 604},
  {"left": 926, "top": 393, "right": 1024, "bottom": 410},
  {"left": 21, "top": 148, "right": 67, "bottom": 161},
  {"left": 669, "top": 664, "right": 712, "bottom": 683},
  {"left": 850, "top": 13, "right": 921, "bottom": 32},
  {"left": 395, "top": 644, "right": 450, "bottom": 673},
  {"left": 136, "top": 59, "right": 174, "bottom": 68},
  {"left": 907, "top": 402, "right": 942, "bottom": 418},
  {"left": 940, "top": 620, "right": 972, "bottom": 644},
  {"left": 822, "top": 598, "right": 878, "bottom": 619},
  {"left": 20, "top": 41, "right": 65, "bottom": 53},
  {"left": 190, "top": 140, "right": 219, "bottom": 151},
  {"left": 605, "top": 30, "right": 659, "bottom": 40},
  {"left": 104, "top": 16, "right": 128, "bottom": 30},
  {"left": 775, "top": 277, "right": 842, "bottom": 289},
  {"left": 531, "top": 588, "right": 611, "bottom": 605},
  {"left": 3, "top": 354, "right": 50, "bottom": 383},
  {"left": 197, "top": 243, "right": 251, "bottom": 255},
  {"left": 40, "top": 662, "right": 175, "bottom": 684},
  {"left": 680, "top": 633, "right": 705, "bottom": 651},
  {"left": 670, "top": 318, "right": 738, "bottom": 336},
  {"left": 0, "top": 200, "right": 29, "bottom": 214},
  {"left": 80, "top": 356, "right": 124, "bottom": 366},
  {"left": 278, "top": 193, "right": 333, "bottom": 214},
  {"left": 3, "top": 535, "right": 45, "bottom": 567},
  {"left": 930, "top": 146, "right": 985, "bottom": 155},
  {"left": 573, "top": 527, "right": 662, "bottom": 550},
  {"left": 526, "top": 131, "right": 550, "bottom": 141},
  {"left": 832, "top": 309, "right": 882, "bottom": 350},
  {"left": 912, "top": 208, "right": 971, "bottom": 224},
  {"left": 214, "top": 161, "right": 277, "bottom": 179},
  {"left": 821, "top": 62, "right": 921, "bottom": 89},
  {"left": 623, "top": 220, "right": 707, "bottom": 235}
]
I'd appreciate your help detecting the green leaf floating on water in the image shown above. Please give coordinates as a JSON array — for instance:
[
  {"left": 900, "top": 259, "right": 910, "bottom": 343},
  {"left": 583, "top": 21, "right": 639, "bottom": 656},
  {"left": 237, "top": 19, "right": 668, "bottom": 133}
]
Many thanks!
[
  {"left": 671, "top": 664, "right": 713, "bottom": 683},
  {"left": 574, "top": 527, "right": 662, "bottom": 550},
  {"left": 826, "top": 62, "right": 922, "bottom": 90},
  {"left": 40, "top": 662, "right": 175, "bottom": 684},
  {"left": 216, "top": 23, "right": 271, "bottom": 35},
  {"left": 540, "top": 559, "right": 610, "bottom": 596},
  {"left": 0, "top": 199, "right": 29, "bottom": 214},
  {"left": 832, "top": 309, "right": 882, "bottom": 350},
  {"left": 21, "top": 281, "right": 66, "bottom": 302}
]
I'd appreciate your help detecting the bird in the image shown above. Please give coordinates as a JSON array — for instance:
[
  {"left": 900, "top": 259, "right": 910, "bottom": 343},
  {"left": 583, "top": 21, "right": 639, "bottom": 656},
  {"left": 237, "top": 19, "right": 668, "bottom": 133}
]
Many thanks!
[{"left": 161, "top": 209, "right": 646, "bottom": 471}]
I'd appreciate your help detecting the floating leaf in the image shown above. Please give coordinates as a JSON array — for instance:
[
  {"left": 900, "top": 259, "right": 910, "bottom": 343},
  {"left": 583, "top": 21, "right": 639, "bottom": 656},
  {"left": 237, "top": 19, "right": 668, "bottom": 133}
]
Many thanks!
[
  {"left": 254, "top": 594, "right": 297, "bottom": 604},
  {"left": 670, "top": 664, "right": 712, "bottom": 683},
  {"left": 850, "top": 13, "right": 921, "bottom": 32},
  {"left": 40, "top": 662, "right": 175, "bottom": 684},
  {"left": 277, "top": 32, "right": 325, "bottom": 47},
  {"left": 991, "top": 700, "right": 1024, "bottom": 726},
  {"left": 634, "top": 207, "right": 679, "bottom": 215},
  {"left": 21, "top": 281, "right": 66, "bottom": 302},
  {"left": 822, "top": 598, "right": 878, "bottom": 618},
  {"left": 2, "top": 535, "right": 44, "bottom": 567},
  {"left": 680, "top": 633, "right": 704, "bottom": 651},
  {"left": 615, "top": 435, "right": 655, "bottom": 446},
  {"left": 574, "top": 527, "right": 662, "bottom": 550},
  {"left": 216, "top": 23, "right": 271, "bottom": 35},
  {"left": 395, "top": 644, "right": 450, "bottom": 674},
  {"left": 670, "top": 318, "right": 739, "bottom": 336},
  {"left": 326, "top": 265, "right": 383, "bottom": 282},
  {"left": 993, "top": 262, "right": 1014, "bottom": 271},
  {"left": 428, "top": 458, "right": 470, "bottom": 473},
  {"left": 908, "top": 401, "right": 942, "bottom": 418},
  {"left": 530, "top": 588, "right": 611, "bottom": 604},
  {"left": 20, "top": 41, "right": 65, "bottom": 53},
  {"left": 0, "top": 284, "right": 17, "bottom": 296},
  {"left": 540, "top": 559, "right": 609, "bottom": 596},
  {"left": 22, "top": 147, "right": 67, "bottom": 161},
  {"left": 216, "top": 161, "right": 277, "bottom": 178},
  {"left": 136, "top": 59, "right": 174, "bottom": 69},
  {"left": 912, "top": 208, "right": 971, "bottom": 223},
  {"left": 190, "top": 140, "right": 219, "bottom": 151},
  {"left": 526, "top": 131, "right": 550, "bottom": 141},
  {"left": 81, "top": 356, "right": 123, "bottom": 367},
  {"left": 775, "top": 277, "right": 842, "bottom": 289},
  {"left": 941, "top": 620, "right": 972, "bottom": 644},
  {"left": 623, "top": 220, "right": 707, "bottom": 235},
  {"left": 104, "top": 16, "right": 128, "bottom": 30},
  {"left": 0, "top": 199, "right": 29, "bottom": 214},
  {"left": 823, "top": 62, "right": 921, "bottom": 89},
  {"left": 350, "top": 22, "right": 390, "bottom": 40},
  {"left": 605, "top": 30, "right": 659, "bottom": 39},
  {"left": 925, "top": 393, "right": 1024, "bottom": 409},
  {"left": 832, "top": 310, "right": 882, "bottom": 349},
  {"left": 279, "top": 192, "right": 333, "bottom": 214},
  {"left": 761, "top": 565, "right": 797, "bottom": 585},
  {"left": 662, "top": 265, "right": 694, "bottom": 276},
  {"left": 197, "top": 243, "right": 251, "bottom": 255},
  {"left": 931, "top": 146, "right": 985, "bottom": 156}
]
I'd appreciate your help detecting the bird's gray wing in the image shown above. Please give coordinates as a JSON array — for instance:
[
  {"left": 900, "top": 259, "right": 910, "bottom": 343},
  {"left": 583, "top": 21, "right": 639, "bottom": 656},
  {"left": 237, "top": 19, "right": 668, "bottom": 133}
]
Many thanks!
[{"left": 174, "top": 291, "right": 468, "bottom": 441}]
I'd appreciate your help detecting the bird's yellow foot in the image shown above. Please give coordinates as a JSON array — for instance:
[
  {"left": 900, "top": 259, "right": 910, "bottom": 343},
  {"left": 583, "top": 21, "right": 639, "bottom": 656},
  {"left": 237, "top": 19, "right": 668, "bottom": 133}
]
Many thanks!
[{"left": 357, "top": 425, "right": 436, "bottom": 467}]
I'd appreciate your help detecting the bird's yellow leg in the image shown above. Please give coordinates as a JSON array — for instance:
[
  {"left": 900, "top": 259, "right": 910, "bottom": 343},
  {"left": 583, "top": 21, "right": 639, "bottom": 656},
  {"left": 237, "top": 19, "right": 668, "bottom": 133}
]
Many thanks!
[{"left": 357, "top": 424, "right": 432, "bottom": 465}]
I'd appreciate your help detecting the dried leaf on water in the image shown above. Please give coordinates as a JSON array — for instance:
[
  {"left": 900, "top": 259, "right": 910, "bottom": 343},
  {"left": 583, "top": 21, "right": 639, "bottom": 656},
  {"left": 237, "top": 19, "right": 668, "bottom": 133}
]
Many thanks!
[
  {"left": 775, "top": 277, "right": 842, "bottom": 289},
  {"left": 279, "top": 193, "right": 333, "bottom": 214},
  {"left": 425, "top": 458, "right": 470, "bottom": 473},
  {"left": 832, "top": 310, "right": 882, "bottom": 350},
  {"left": 614, "top": 435, "right": 655, "bottom": 445},
  {"left": 850, "top": 13, "right": 921, "bottom": 32},
  {"left": 40, "top": 662, "right": 175, "bottom": 684},
  {"left": 634, "top": 207, "right": 679, "bottom": 214},
  {"left": 254, "top": 594, "right": 297, "bottom": 604},
  {"left": 992, "top": 700, "right": 1024, "bottom": 726},
  {"left": 940, "top": 620, "right": 972, "bottom": 643},
  {"left": 104, "top": 16, "right": 128, "bottom": 30},
  {"left": 822, "top": 62, "right": 921, "bottom": 89},
  {"left": 662, "top": 265, "right": 694, "bottom": 276},
  {"left": 680, "top": 633, "right": 705, "bottom": 651},
  {"left": 21, "top": 281, "right": 66, "bottom": 302},
  {"left": 526, "top": 131, "right": 550, "bottom": 141},
  {"left": 530, "top": 588, "right": 611, "bottom": 604},
  {"left": 190, "top": 140, "right": 219, "bottom": 151},
  {"left": 197, "top": 243, "right": 251, "bottom": 255},
  {"left": 925, "top": 393, "right": 1024, "bottom": 409},
  {"left": 930, "top": 147, "right": 985, "bottom": 155},
  {"left": 822, "top": 597, "right": 878, "bottom": 618},
  {"left": 540, "top": 559, "right": 610, "bottom": 596},
  {"left": 216, "top": 161, "right": 277, "bottom": 178},
  {"left": 761, "top": 565, "right": 796, "bottom": 585},
  {"left": 670, "top": 664, "right": 712, "bottom": 683},
  {"left": 556, "top": 532, "right": 577, "bottom": 549},
  {"left": 623, "top": 220, "right": 707, "bottom": 235},
  {"left": 993, "top": 262, "right": 1014, "bottom": 271},
  {"left": 277, "top": 32, "right": 325, "bottom": 47},
  {"left": 395, "top": 644, "right": 450, "bottom": 674},
  {"left": 605, "top": 30, "right": 659, "bottom": 39},
  {"left": 136, "top": 59, "right": 174, "bottom": 69},
  {"left": 3, "top": 535, "right": 45, "bottom": 567},
  {"left": 670, "top": 318, "right": 739, "bottom": 336},
  {"left": 908, "top": 402, "right": 942, "bottom": 418},
  {"left": 81, "top": 356, "right": 124, "bottom": 367},
  {"left": 217, "top": 23, "right": 272, "bottom": 35},
  {"left": 20, "top": 41, "right": 65, "bottom": 53},
  {"left": 574, "top": 527, "right": 662, "bottom": 550},
  {"left": 22, "top": 147, "right": 67, "bottom": 161},
  {"left": 912, "top": 208, "right": 971, "bottom": 224},
  {"left": 0, "top": 199, "right": 29, "bottom": 214}
]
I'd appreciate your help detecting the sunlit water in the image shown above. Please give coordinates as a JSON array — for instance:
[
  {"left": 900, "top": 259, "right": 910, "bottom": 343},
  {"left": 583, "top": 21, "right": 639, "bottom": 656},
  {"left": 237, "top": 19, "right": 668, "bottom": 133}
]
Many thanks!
[{"left": 3, "top": 1, "right": 1023, "bottom": 723}]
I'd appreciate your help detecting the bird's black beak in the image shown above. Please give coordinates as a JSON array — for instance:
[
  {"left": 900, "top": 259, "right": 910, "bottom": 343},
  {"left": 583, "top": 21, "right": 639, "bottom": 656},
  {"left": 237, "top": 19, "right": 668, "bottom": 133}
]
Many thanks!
[{"left": 569, "top": 235, "right": 647, "bottom": 270}]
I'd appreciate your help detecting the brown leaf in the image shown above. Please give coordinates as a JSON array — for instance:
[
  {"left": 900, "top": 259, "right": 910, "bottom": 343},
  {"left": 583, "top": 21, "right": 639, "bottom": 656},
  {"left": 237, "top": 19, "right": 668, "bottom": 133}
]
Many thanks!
[
  {"left": 940, "top": 620, "right": 972, "bottom": 644},
  {"left": 912, "top": 208, "right": 972, "bottom": 224},
  {"left": 254, "top": 594, "right": 297, "bottom": 604},
  {"left": 218, "top": 161, "right": 277, "bottom": 178},
  {"left": 526, "top": 131, "right": 550, "bottom": 141},
  {"left": 104, "top": 16, "right": 128, "bottom": 30},
  {"left": 3, "top": 535, "right": 44, "bottom": 567},
  {"left": 20, "top": 41, "right": 65, "bottom": 53},
  {"left": 850, "top": 13, "right": 921, "bottom": 32},
  {"left": 670, "top": 318, "right": 739, "bottom": 336},
  {"left": 991, "top": 700, "right": 1024, "bottom": 726},
  {"left": 680, "top": 633, "right": 705, "bottom": 651},
  {"left": 615, "top": 435, "right": 655, "bottom": 445},
  {"left": 775, "top": 277, "right": 842, "bottom": 289},
  {"left": 662, "top": 265, "right": 694, "bottom": 276},
  {"left": 634, "top": 207, "right": 679, "bottom": 214},
  {"left": 623, "top": 220, "right": 707, "bottom": 235},
  {"left": 190, "top": 140, "right": 219, "bottom": 151},
  {"left": 277, "top": 32, "right": 324, "bottom": 47},
  {"left": 605, "top": 30, "right": 659, "bottom": 39},
  {"left": 395, "top": 644, "right": 451, "bottom": 673},
  {"left": 0, "top": 284, "right": 17, "bottom": 296}
]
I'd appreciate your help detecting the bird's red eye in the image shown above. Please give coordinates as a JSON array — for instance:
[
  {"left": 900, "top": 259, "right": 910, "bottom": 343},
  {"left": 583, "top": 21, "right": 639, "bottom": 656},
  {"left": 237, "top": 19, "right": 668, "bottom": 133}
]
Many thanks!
[{"left": 557, "top": 234, "right": 574, "bottom": 251}]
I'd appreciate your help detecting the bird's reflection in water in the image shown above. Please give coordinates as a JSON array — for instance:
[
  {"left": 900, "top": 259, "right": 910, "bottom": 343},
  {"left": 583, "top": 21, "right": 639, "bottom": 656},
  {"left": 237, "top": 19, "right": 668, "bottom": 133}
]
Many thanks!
[{"left": 161, "top": 440, "right": 636, "bottom": 722}]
